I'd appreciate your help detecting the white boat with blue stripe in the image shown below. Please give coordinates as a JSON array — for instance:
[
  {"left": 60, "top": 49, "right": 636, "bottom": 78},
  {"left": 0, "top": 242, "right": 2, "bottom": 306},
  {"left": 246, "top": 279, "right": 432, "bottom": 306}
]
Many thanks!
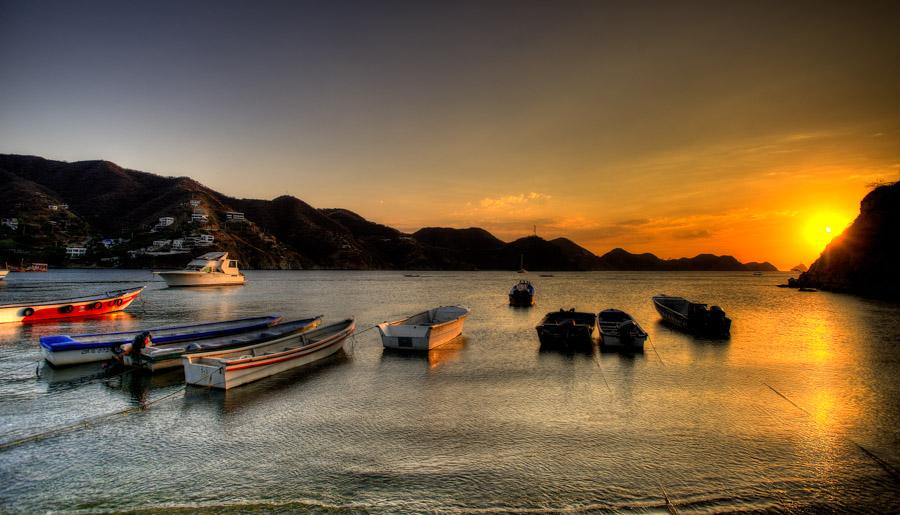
[{"left": 40, "top": 315, "right": 282, "bottom": 366}]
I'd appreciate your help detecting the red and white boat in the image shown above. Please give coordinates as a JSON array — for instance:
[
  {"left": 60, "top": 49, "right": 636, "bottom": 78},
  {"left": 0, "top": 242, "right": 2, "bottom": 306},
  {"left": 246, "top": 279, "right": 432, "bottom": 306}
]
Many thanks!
[{"left": 0, "top": 286, "right": 145, "bottom": 324}]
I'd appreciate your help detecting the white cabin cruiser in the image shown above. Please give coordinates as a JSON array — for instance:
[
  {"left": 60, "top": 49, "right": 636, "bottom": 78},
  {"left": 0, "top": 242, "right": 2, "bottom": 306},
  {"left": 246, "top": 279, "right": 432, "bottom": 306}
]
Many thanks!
[
  {"left": 378, "top": 305, "right": 470, "bottom": 351},
  {"left": 156, "top": 252, "right": 245, "bottom": 287}
]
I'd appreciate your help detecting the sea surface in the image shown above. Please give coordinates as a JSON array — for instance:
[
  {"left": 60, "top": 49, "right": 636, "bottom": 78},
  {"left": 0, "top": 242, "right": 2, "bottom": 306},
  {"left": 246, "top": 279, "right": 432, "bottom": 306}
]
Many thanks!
[{"left": 0, "top": 270, "right": 898, "bottom": 513}]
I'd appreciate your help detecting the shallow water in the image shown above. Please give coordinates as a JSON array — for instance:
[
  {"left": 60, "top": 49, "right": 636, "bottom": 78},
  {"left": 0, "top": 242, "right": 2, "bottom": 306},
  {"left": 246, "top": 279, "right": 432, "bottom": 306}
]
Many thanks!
[{"left": 0, "top": 270, "right": 898, "bottom": 513}]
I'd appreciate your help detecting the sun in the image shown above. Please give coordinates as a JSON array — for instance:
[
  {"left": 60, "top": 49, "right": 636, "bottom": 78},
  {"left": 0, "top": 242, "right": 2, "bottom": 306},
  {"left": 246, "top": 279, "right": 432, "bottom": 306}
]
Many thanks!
[{"left": 803, "top": 212, "right": 851, "bottom": 252}]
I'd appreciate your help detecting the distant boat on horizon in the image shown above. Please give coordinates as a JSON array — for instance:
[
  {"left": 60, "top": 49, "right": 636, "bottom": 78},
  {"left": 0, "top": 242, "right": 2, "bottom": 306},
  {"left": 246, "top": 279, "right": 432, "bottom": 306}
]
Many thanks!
[{"left": 518, "top": 254, "right": 526, "bottom": 273}]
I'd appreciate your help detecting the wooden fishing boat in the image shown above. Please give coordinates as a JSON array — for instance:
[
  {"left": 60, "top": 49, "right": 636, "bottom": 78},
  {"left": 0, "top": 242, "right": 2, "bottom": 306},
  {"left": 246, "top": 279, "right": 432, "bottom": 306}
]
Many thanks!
[
  {"left": 0, "top": 286, "right": 144, "bottom": 324},
  {"left": 40, "top": 315, "right": 282, "bottom": 366},
  {"left": 535, "top": 309, "right": 596, "bottom": 347},
  {"left": 183, "top": 318, "right": 355, "bottom": 389},
  {"left": 125, "top": 316, "right": 321, "bottom": 371},
  {"left": 598, "top": 309, "right": 648, "bottom": 351},
  {"left": 508, "top": 280, "right": 535, "bottom": 307},
  {"left": 156, "top": 252, "right": 245, "bottom": 287},
  {"left": 378, "top": 305, "right": 469, "bottom": 350},
  {"left": 652, "top": 294, "right": 731, "bottom": 337}
]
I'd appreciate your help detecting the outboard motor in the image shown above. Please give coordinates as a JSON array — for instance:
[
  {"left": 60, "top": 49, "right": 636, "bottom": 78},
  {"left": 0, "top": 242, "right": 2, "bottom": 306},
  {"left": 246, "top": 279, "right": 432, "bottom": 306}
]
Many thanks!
[
  {"left": 708, "top": 306, "right": 731, "bottom": 337},
  {"left": 617, "top": 320, "right": 636, "bottom": 345},
  {"left": 130, "top": 331, "right": 152, "bottom": 365}
]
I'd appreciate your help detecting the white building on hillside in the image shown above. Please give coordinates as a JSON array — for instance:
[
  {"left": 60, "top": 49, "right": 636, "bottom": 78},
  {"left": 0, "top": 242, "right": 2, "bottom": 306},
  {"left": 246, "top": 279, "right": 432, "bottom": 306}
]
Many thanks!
[{"left": 65, "top": 247, "right": 87, "bottom": 258}]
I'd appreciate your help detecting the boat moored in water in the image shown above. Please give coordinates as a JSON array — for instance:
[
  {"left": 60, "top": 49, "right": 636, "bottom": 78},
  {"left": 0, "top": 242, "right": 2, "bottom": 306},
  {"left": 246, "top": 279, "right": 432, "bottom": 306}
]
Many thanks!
[
  {"left": 652, "top": 294, "right": 731, "bottom": 337},
  {"left": 124, "top": 316, "right": 321, "bottom": 371},
  {"left": 0, "top": 286, "right": 144, "bottom": 324},
  {"left": 183, "top": 318, "right": 355, "bottom": 390},
  {"left": 508, "top": 280, "right": 535, "bottom": 307},
  {"left": 535, "top": 309, "right": 596, "bottom": 347},
  {"left": 598, "top": 309, "right": 648, "bottom": 351},
  {"left": 378, "top": 305, "right": 470, "bottom": 350},
  {"left": 40, "top": 315, "right": 282, "bottom": 366},
  {"left": 156, "top": 252, "right": 245, "bottom": 287}
]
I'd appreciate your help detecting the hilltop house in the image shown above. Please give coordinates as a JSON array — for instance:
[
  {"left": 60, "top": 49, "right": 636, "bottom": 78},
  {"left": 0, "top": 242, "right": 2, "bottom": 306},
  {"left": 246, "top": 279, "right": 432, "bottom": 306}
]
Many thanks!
[
  {"left": 65, "top": 247, "right": 87, "bottom": 258},
  {"left": 188, "top": 199, "right": 201, "bottom": 208},
  {"left": 187, "top": 234, "right": 214, "bottom": 247},
  {"left": 225, "top": 211, "right": 246, "bottom": 222}
]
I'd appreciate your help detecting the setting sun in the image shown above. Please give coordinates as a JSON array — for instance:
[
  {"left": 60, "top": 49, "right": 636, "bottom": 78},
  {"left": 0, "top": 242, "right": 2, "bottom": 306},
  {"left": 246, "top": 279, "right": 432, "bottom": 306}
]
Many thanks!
[{"left": 804, "top": 211, "right": 853, "bottom": 253}]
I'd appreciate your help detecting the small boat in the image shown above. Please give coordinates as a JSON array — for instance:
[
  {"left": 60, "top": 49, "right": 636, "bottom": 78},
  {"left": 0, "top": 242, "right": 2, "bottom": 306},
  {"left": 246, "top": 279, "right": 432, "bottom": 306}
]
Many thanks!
[
  {"left": 752, "top": 271, "right": 763, "bottom": 276},
  {"left": 40, "top": 315, "right": 282, "bottom": 366},
  {"left": 123, "top": 316, "right": 321, "bottom": 371},
  {"left": 508, "top": 280, "right": 535, "bottom": 307},
  {"left": 0, "top": 286, "right": 144, "bottom": 324},
  {"left": 156, "top": 252, "right": 245, "bottom": 287},
  {"left": 517, "top": 254, "right": 527, "bottom": 273},
  {"left": 535, "top": 309, "right": 596, "bottom": 347},
  {"left": 798, "top": 287, "right": 818, "bottom": 292},
  {"left": 539, "top": 274, "right": 554, "bottom": 277},
  {"left": 183, "top": 318, "right": 355, "bottom": 389},
  {"left": 598, "top": 309, "right": 648, "bottom": 351},
  {"left": 378, "top": 305, "right": 470, "bottom": 350},
  {"left": 652, "top": 294, "right": 731, "bottom": 337},
  {"left": 9, "top": 262, "right": 48, "bottom": 272}
]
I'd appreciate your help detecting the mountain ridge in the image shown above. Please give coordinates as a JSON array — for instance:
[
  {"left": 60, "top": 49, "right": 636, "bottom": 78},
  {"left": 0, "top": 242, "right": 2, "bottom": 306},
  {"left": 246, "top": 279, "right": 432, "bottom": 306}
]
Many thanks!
[{"left": 0, "top": 154, "right": 777, "bottom": 271}]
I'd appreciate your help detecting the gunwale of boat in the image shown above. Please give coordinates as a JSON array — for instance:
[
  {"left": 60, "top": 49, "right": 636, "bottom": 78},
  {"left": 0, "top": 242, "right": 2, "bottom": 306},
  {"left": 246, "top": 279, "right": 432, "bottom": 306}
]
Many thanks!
[
  {"left": 188, "top": 318, "right": 355, "bottom": 369},
  {"left": 0, "top": 286, "right": 145, "bottom": 309},
  {"left": 141, "top": 316, "right": 322, "bottom": 361},
  {"left": 381, "top": 305, "right": 470, "bottom": 333}
]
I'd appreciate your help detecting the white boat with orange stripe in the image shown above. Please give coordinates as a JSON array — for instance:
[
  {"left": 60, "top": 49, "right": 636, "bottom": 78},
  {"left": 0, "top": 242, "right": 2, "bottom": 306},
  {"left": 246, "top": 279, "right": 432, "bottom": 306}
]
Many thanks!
[
  {"left": 182, "top": 318, "right": 355, "bottom": 389},
  {"left": 0, "top": 286, "right": 144, "bottom": 324}
]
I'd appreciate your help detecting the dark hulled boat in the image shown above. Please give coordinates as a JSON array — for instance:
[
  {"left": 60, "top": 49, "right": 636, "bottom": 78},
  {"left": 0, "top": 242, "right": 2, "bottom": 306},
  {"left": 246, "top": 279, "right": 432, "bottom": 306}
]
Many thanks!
[
  {"left": 535, "top": 309, "right": 596, "bottom": 346},
  {"left": 652, "top": 295, "right": 731, "bottom": 338},
  {"left": 509, "top": 280, "right": 535, "bottom": 307}
]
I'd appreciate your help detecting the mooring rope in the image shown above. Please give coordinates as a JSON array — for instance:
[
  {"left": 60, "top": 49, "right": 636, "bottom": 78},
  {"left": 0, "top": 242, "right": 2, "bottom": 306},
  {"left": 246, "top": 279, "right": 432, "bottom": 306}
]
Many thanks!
[
  {"left": 0, "top": 360, "right": 42, "bottom": 377},
  {"left": 657, "top": 480, "right": 680, "bottom": 515},
  {"left": 0, "top": 385, "right": 186, "bottom": 452},
  {"left": 591, "top": 353, "right": 613, "bottom": 394},
  {"left": 646, "top": 335, "right": 666, "bottom": 366}
]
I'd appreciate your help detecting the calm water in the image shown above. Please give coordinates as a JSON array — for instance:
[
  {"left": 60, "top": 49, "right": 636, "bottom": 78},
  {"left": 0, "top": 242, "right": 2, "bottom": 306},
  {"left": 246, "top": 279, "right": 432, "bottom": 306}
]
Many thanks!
[{"left": 0, "top": 270, "right": 898, "bottom": 513}]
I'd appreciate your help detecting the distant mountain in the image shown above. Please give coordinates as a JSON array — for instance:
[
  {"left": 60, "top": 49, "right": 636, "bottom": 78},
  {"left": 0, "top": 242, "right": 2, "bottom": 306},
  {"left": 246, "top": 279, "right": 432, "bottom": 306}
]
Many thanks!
[
  {"left": 595, "top": 248, "right": 777, "bottom": 271},
  {"left": 0, "top": 154, "right": 777, "bottom": 271},
  {"left": 790, "top": 181, "right": 900, "bottom": 298},
  {"left": 791, "top": 263, "right": 808, "bottom": 272}
]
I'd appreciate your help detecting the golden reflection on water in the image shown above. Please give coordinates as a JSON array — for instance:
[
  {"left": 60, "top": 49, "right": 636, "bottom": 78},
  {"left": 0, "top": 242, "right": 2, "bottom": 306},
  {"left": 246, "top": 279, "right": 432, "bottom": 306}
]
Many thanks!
[{"left": 427, "top": 336, "right": 466, "bottom": 370}]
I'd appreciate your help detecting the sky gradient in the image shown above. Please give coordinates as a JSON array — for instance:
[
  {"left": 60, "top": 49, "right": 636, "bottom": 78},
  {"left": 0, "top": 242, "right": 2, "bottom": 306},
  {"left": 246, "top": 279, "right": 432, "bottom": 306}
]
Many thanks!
[{"left": 2, "top": 0, "right": 898, "bottom": 269}]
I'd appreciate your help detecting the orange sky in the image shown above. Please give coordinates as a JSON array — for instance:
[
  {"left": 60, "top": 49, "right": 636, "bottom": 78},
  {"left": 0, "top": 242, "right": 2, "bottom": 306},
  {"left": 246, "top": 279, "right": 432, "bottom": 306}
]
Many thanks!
[{"left": 2, "top": 2, "right": 898, "bottom": 269}]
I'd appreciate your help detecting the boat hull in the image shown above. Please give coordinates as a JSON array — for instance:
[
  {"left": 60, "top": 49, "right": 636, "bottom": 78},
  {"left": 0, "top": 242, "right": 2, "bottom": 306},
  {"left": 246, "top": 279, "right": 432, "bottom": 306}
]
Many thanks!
[
  {"left": 42, "top": 346, "right": 116, "bottom": 366},
  {"left": 157, "top": 271, "right": 245, "bottom": 287},
  {"left": 378, "top": 306, "right": 469, "bottom": 351},
  {"left": 652, "top": 296, "right": 731, "bottom": 338},
  {"left": 535, "top": 310, "right": 596, "bottom": 347},
  {"left": 184, "top": 320, "right": 354, "bottom": 389},
  {"left": 0, "top": 287, "right": 144, "bottom": 324},
  {"left": 508, "top": 291, "right": 534, "bottom": 307}
]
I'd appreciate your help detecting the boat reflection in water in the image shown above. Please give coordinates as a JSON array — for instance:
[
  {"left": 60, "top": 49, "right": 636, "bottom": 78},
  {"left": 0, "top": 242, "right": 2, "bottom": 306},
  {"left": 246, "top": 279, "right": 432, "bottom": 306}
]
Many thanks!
[
  {"left": 381, "top": 336, "right": 467, "bottom": 371},
  {"left": 183, "top": 352, "right": 349, "bottom": 416}
]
